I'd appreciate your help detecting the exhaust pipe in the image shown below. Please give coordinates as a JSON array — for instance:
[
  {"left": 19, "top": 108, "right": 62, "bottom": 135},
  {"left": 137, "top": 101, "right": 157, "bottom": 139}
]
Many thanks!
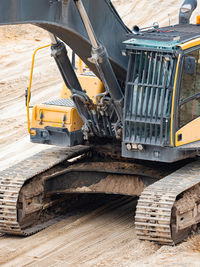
[{"left": 179, "top": 0, "right": 197, "bottom": 24}]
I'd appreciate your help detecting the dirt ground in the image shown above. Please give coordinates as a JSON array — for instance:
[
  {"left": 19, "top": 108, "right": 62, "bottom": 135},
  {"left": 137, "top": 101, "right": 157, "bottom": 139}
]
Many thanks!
[{"left": 0, "top": 0, "right": 200, "bottom": 266}]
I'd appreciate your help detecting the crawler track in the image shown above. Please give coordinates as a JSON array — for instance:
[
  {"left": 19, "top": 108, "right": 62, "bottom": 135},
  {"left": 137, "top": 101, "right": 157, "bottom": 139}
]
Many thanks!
[
  {"left": 0, "top": 146, "right": 90, "bottom": 235},
  {"left": 136, "top": 159, "right": 200, "bottom": 245}
]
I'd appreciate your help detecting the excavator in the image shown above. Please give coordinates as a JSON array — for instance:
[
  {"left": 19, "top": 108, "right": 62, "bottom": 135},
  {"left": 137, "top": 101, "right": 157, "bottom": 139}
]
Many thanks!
[{"left": 0, "top": 0, "right": 200, "bottom": 245}]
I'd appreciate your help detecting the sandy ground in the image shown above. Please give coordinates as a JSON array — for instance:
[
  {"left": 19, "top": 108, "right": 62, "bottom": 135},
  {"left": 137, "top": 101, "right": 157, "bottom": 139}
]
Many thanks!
[
  {"left": 0, "top": 0, "right": 200, "bottom": 266},
  {"left": 0, "top": 26, "right": 60, "bottom": 171}
]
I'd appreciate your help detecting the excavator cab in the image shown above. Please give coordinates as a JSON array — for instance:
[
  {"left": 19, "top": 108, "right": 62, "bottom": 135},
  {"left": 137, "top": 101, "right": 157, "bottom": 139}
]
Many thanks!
[{"left": 122, "top": 25, "right": 200, "bottom": 162}]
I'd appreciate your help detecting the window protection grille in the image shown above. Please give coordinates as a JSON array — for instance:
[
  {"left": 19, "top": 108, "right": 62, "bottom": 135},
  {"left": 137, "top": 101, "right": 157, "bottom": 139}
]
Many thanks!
[{"left": 123, "top": 49, "right": 177, "bottom": 146}]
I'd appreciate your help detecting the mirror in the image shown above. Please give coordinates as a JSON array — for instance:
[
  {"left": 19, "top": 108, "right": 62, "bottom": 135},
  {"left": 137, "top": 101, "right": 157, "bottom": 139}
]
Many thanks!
[{"left": 185, "top": 56, "right": 196, "bottom": 75}]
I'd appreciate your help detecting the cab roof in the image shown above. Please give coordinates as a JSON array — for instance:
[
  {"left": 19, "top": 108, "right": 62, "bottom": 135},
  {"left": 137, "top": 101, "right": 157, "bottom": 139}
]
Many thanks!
[{"left": 125, "top": 24, "right": 200, "bottom": 51}]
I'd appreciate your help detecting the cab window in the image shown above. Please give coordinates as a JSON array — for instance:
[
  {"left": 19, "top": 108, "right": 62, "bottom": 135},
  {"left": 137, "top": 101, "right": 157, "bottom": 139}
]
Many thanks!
[{"left": 179, "top": 49, "right": 200, "bottom": 128}]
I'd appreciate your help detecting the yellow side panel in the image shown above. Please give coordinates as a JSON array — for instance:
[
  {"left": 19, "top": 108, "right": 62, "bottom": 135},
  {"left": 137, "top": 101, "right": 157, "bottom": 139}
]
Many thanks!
[
  {"left": 175, "top": 117, "right": 200, "bottom": 146},
  {"left": 178, "top": 37, "right": 200, "bottom": 50},
  {"left": 31, "top": 104, "right": 83, "bottom": 132},
  {"left": 60, "top": 74, "right": 104, "bottom": 103}
]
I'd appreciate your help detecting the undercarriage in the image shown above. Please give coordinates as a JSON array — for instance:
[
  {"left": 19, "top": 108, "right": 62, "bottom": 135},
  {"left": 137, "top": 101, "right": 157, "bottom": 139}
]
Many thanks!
[{"left": 0, "top": 145, "right": 199, "bottom": 245}]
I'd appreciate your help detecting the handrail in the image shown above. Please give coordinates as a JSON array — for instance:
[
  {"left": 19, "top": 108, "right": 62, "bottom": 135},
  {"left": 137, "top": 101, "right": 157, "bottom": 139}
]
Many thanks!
[{"left": 27, "top": 44, "right": 51, "bottom": 135}]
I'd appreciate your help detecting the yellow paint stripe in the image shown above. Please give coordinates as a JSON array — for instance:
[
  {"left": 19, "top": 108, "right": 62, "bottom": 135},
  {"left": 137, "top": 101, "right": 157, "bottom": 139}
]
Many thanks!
[
  {"left": 179, "top": 37, "right": 200, "bottom": 50},
  {"left": 170, "top": 54, "right": 181, "bottom": 147}
]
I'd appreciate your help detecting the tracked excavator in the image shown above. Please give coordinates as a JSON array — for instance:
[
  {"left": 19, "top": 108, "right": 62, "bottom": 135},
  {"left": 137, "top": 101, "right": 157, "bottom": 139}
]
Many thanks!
[{"left": 1, "top": 0, "right": 200, "bottom": 245}]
